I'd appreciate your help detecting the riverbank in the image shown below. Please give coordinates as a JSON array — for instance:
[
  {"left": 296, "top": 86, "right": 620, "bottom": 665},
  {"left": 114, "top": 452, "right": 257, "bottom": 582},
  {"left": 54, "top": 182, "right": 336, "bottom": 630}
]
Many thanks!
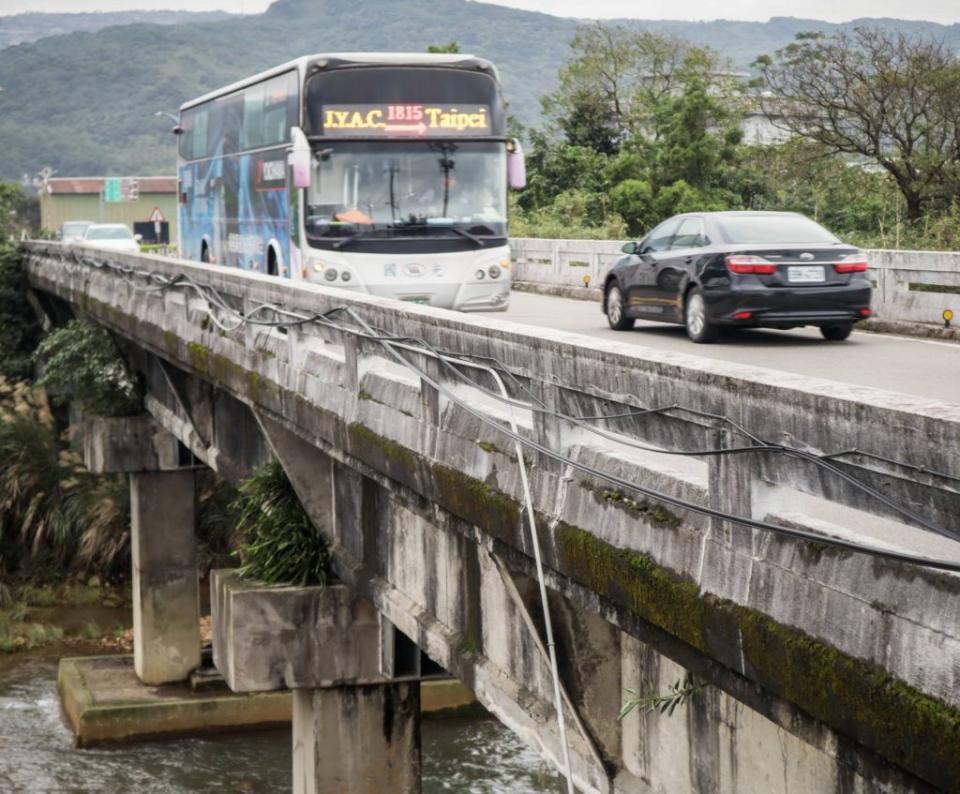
[{"left": 0, "top": 580, "right": 133, "bottom": 656}]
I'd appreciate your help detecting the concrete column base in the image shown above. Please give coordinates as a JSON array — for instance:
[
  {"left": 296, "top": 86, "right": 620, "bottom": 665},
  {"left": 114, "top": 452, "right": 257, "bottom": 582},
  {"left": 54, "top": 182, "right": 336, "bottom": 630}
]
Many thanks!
[
  {"left": 131, "top": 469, "right": 200, "bottom": 685},
  {"left": 293, "top": 682, "right": 422, "bottom": 794}
]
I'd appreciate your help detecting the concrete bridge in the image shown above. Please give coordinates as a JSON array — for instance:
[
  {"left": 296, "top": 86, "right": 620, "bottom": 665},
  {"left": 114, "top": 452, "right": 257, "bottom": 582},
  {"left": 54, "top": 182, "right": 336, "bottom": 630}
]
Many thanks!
[{"left": 23, "top": 241, "right": 960, "bottom": 793}]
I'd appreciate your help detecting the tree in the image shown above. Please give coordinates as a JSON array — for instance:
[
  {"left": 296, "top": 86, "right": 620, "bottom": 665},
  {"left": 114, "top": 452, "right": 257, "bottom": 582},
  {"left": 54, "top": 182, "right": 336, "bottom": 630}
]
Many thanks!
[
  {"left": 543, "top": 23, "right": 737, "bottom": 148},
  {"left": 756, "top": 28, "right": 960, "bottom": 222},
  {"left": 0, "top": 183, "right": 39, "bottom": 241},
  {"left": 427, "top": 42, "right": 460, "bottom": 54}
]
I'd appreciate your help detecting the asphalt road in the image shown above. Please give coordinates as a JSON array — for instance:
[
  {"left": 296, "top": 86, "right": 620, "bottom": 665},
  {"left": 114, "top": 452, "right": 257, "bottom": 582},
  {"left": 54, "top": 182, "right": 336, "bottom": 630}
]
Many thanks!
[{"left": 504, "top": 291, "right": 960, "bottom": 404}]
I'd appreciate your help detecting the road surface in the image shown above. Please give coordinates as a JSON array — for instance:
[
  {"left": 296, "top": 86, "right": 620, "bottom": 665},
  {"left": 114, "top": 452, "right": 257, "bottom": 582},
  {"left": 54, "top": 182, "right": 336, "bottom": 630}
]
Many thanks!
[{"left": 504, "top": 291, "right": 959, "bottom": 404}]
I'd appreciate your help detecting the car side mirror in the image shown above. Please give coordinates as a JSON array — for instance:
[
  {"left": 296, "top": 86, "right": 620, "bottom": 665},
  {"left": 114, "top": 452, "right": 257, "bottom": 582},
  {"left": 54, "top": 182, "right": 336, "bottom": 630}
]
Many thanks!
[
  {"left": 133, "top": 234, "right": 143, "bottom": 244},
  {"left": 289, "top": 126, "right": 312, "bottom": 189},
  {"left": 507, "top": 139, "right": 526, "bottom": 190},
  {"left": 621, "top": 241, "right": 639, "bottom": 255}
]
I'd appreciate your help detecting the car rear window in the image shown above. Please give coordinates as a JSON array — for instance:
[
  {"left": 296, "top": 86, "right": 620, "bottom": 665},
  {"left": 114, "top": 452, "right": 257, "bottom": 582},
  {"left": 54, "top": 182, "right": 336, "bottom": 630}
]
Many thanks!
[{"left": 718, "top": 215, "right": 839, "bottom": 244}]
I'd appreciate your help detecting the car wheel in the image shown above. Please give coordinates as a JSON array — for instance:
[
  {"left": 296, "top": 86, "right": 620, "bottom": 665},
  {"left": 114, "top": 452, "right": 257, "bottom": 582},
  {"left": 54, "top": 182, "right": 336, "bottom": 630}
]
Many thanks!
[
  {"left": 684, "top": 288, "right": 718, "bottom": 343},
  {"left": 605, "top": 284, "right": 635, "bottom": 331},
  {"left": 820, "top": 323, "right": 853, "bottom": 341}
]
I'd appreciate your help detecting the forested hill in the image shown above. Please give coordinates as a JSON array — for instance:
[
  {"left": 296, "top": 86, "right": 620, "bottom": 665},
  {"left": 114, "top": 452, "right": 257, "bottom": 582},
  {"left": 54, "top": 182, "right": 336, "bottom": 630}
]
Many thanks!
[
  {"left": 0, "top": 10, "right": 232, "bottom": 50},
  {"left": 1, "top": 0, "right": 958, "bottom": 181}
]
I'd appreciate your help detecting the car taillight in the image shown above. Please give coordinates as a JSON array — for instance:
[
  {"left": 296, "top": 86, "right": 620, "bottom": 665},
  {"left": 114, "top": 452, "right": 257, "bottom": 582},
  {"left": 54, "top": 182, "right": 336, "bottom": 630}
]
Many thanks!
[
  {"left": 834, "top": 255, "right": 869, "bottom": 273},
  {"left": 725, "top": 255, "right": 777, "bottom": 275}
]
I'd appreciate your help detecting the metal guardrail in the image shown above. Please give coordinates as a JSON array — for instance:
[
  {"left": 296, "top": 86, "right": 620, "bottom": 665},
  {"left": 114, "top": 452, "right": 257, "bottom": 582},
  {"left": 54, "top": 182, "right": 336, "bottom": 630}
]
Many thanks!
[{"left": 509, "top": 237, "right": 960, "bottom": 326}]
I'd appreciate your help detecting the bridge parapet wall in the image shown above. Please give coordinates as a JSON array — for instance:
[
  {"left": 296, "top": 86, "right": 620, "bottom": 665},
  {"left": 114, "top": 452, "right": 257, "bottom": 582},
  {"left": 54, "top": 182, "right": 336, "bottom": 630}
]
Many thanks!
[
  {"left": 22, "top": 241, "right": 960, "bottom": 790},
  {"left": 510, "top": 237, "right": 960, "bottom": 326}
]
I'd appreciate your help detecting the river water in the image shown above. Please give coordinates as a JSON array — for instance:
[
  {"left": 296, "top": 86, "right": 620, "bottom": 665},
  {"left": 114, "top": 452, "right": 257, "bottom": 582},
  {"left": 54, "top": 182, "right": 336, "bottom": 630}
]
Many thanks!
[{"left": 0, "top": 654, "right": 562, "bottom": 793}]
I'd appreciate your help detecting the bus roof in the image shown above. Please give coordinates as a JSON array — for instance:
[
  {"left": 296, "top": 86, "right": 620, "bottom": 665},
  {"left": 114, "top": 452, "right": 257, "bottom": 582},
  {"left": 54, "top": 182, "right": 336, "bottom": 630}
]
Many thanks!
[{"left": 179, "top": 53, "right": 499, "bottom": 112}]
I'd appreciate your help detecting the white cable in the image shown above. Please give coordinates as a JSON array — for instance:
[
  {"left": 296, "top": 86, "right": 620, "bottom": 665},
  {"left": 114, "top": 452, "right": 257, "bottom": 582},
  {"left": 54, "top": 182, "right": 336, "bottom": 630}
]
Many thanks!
[{"left": 488, "top": 368, "right": 576, "bottom": 794}]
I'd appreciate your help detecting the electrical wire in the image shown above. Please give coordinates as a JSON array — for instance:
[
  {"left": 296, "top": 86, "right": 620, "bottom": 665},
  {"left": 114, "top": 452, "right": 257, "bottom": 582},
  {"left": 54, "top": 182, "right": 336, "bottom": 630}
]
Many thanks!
[{"left": 40, "top": 248, "right": 960, "bottom": 572}]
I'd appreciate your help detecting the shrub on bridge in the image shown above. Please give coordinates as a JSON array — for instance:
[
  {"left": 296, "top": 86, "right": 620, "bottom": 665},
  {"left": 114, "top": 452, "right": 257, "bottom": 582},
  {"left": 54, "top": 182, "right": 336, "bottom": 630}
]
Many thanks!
[{"left": 232, "top": 460, "right": 330, "bottom": 587}]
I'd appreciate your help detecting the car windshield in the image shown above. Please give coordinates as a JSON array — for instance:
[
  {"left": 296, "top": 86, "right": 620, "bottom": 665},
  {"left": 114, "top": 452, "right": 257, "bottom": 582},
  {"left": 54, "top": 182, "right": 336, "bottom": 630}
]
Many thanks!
[
  {"left": 62, "top": 222, "right": 90, "bottom": 237},
  {"left": 718, "top": 215, "right": 840, "bottom": 245},
  {"left": 305, "top": 140, "right": 506, "bottom": 243},
  {"left": 85, "top": 226, "right": 132, "bottom": 240}
]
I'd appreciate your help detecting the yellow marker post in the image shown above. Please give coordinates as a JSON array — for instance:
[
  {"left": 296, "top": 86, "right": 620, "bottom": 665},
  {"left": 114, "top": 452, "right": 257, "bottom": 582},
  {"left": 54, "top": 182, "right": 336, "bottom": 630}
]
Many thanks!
[{"left": 943, "top": 309, "right": 953, "bottom": 329}]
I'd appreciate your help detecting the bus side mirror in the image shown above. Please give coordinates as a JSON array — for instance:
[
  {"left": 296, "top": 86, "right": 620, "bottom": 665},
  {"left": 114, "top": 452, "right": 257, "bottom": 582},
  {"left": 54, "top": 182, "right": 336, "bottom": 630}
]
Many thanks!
[
  {"left": 508, "top": 139, "right": 526, "bottom": 190},
  {"left": 289, "top": 127, "right": 312, "bottom": 189}
]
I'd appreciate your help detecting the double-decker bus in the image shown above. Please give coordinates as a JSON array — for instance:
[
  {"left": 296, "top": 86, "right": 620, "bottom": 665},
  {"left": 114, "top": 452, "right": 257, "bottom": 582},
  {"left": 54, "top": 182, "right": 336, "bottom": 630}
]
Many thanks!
[{"left": 176, "top": 52, "right": 525, "bottom": 311}]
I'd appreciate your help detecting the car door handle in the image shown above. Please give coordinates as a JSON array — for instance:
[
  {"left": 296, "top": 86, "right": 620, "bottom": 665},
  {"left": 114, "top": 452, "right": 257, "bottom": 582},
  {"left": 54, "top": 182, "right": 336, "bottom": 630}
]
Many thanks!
[{"left": 685, "top": 257, "right": 694, "bottom": 264}]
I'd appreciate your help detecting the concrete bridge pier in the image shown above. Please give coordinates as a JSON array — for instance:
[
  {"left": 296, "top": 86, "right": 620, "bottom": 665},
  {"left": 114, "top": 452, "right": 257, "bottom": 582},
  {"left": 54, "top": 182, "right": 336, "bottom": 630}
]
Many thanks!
[
  {"left": 130, "top": 468, "right": 201, "bottom": 684},
  {"left": 293, "top": 683, "right": 421, "bottom": 794},
  {"left": 212, "top": 570, "right": 423, "bottom": 793},
  {"left": 80, "top": 413, "right": 201, "bottom": 684}
]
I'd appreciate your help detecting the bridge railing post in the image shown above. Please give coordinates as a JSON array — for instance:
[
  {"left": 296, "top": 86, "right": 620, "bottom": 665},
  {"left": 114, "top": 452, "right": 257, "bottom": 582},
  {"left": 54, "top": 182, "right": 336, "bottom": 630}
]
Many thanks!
[
  {"left": 707, "top": 425, "right": 756, "bottom": 556},
  {"left": 343, "top": 332, "right": 360, "bottom": 394},
  {"left": 532, "top": 379, "right": 564, "bottom": 473}
]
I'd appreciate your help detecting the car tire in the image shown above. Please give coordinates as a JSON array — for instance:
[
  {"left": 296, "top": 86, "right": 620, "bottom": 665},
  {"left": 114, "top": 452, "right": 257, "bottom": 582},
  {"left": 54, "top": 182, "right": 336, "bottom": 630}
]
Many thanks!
[
  {"left": 820, "top": 323, "right": 853, "bottom": 341},
  {"left": 605, "top": 284, "right": 635, "bottom": 331},
  {"left": 684, "top": 288, "right": 718, "bottom": 343}
]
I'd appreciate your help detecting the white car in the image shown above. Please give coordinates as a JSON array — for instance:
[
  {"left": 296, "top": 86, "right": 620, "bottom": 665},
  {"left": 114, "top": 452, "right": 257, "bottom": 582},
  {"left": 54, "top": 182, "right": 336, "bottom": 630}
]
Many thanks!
[{"left": 79, "top": 224, "right": 142, "bottom": 254}]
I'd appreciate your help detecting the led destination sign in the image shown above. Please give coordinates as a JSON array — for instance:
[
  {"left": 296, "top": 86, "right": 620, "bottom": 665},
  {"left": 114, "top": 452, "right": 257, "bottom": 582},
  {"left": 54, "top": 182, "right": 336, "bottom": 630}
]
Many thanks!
[{"left": 320, "top": 103, "right": 492, "bottom": 137}]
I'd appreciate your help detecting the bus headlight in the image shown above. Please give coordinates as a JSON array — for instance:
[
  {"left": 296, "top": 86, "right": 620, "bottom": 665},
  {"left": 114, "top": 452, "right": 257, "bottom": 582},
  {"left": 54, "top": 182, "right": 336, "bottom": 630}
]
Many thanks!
[
  {"left": 475, "top": 269, "right": 486, "bottom": 280},
  {"left": 324, "top": 268, "right": 338, "bottom": 282},
  {"left": 488, "top": 265, "right": 502, "bottom": 279},
  {"left": 341, "top": 271, "right": 351, "bottom": 283}
]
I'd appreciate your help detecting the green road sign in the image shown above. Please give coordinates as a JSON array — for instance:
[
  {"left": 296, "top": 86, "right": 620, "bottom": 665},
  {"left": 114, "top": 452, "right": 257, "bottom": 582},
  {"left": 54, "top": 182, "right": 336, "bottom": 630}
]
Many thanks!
[{"left": 103, "top": 178, "right": 122, "bottom": 203}]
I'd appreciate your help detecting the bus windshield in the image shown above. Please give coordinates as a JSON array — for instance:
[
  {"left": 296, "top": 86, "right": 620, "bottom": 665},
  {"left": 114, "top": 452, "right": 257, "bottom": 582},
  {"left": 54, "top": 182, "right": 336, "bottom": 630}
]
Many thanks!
[{"left": 305, "top": 141, "right": 506, "bottom": 245}]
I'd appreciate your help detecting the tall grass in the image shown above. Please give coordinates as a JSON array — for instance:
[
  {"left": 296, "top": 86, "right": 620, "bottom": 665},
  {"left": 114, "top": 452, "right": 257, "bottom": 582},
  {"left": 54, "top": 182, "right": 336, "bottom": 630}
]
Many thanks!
[{"left": 0, "top": 377, "right": 130, "bottom": 578}]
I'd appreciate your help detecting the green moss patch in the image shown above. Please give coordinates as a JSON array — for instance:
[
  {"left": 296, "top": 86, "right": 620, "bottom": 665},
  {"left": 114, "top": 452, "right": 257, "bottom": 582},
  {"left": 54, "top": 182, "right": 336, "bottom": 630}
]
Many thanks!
[
  {"left": 581, "top": 481, "right": 682, "bottom": 529},
  {"left": 554, "top": 523, "right": 960, "bottom": 789}
]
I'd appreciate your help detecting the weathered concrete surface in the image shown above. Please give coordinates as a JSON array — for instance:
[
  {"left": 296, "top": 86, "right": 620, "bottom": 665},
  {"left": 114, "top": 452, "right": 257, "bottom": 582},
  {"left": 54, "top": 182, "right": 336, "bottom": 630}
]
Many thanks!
[
  {"left": 24, "top": 242, "right": 960, "bottom": 792},
  {"left": 212, "top": 571, "right": 382, "bottom": 691},
  {"left": 81, "top": 413, "right": 180, "bottom": 473},
  {"left": 293, "top": 683, "right": 421, "bottom": 794},
  {"left": 131, "top": 469, "right": 201, "bottom": 684},
  {"left": 57, "top": 655, "right": 290, "bottom": 747}
]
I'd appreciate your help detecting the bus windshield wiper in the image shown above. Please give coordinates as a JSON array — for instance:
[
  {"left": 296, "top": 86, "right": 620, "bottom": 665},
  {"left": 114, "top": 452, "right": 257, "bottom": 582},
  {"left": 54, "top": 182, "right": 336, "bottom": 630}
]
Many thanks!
[
  {"left": 332, "top": 229, "right": 378, "bottom": 250},
  {"left": 394, "top": 220, "right": 486, "bottom": 247}
]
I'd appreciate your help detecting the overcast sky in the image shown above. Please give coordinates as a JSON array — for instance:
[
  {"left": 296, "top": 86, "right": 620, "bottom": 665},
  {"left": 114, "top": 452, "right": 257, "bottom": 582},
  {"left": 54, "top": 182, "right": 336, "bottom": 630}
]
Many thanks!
[{"left": 1, "top": 0, "right": 958, "bottom": 24}]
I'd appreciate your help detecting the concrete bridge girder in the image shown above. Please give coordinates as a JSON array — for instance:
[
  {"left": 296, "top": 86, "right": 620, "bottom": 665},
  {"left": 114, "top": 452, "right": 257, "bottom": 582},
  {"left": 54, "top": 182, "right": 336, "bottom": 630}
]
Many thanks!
[{"left": 24, "top": 243, "right": 960, "bottom": 792}]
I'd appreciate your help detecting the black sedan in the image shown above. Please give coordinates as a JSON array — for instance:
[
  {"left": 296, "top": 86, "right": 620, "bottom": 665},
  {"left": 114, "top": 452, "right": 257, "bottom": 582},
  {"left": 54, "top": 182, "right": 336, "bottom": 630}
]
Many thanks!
[{"left": 602, "top": 211, "right": 872, "bottom": 343}]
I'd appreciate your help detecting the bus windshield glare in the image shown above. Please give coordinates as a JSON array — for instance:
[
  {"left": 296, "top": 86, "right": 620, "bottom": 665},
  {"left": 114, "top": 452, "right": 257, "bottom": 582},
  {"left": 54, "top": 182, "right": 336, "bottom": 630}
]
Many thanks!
[{"left": 305, "top": 141, "right": 507, "bottom": 243}]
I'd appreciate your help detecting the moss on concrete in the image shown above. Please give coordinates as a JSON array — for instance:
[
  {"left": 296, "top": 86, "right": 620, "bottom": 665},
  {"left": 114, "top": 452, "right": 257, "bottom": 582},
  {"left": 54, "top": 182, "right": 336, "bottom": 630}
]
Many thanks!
[
  {"left": 348, "top": 422, "right": 420, "bottom": 487},
  {"left": 163, "top": 330, "right": 179, "bottom": 358},
  {"left": 555, "top": 523, "right": 705, "bottom": 650},
  {"left": 432, "top": 464, "right": 520, "bottom": 545},
  {"left": 739, "top": 609, "right": 960, "bottom": 788},
  {"left": 554, "top": 523, "right": 960, "bottom": 789},
  {"left": 186, "top": 342, "right": 210, "bottom": 375},
  {"left": 581, "top": 481, "right": 682, "bottom": 529}
]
